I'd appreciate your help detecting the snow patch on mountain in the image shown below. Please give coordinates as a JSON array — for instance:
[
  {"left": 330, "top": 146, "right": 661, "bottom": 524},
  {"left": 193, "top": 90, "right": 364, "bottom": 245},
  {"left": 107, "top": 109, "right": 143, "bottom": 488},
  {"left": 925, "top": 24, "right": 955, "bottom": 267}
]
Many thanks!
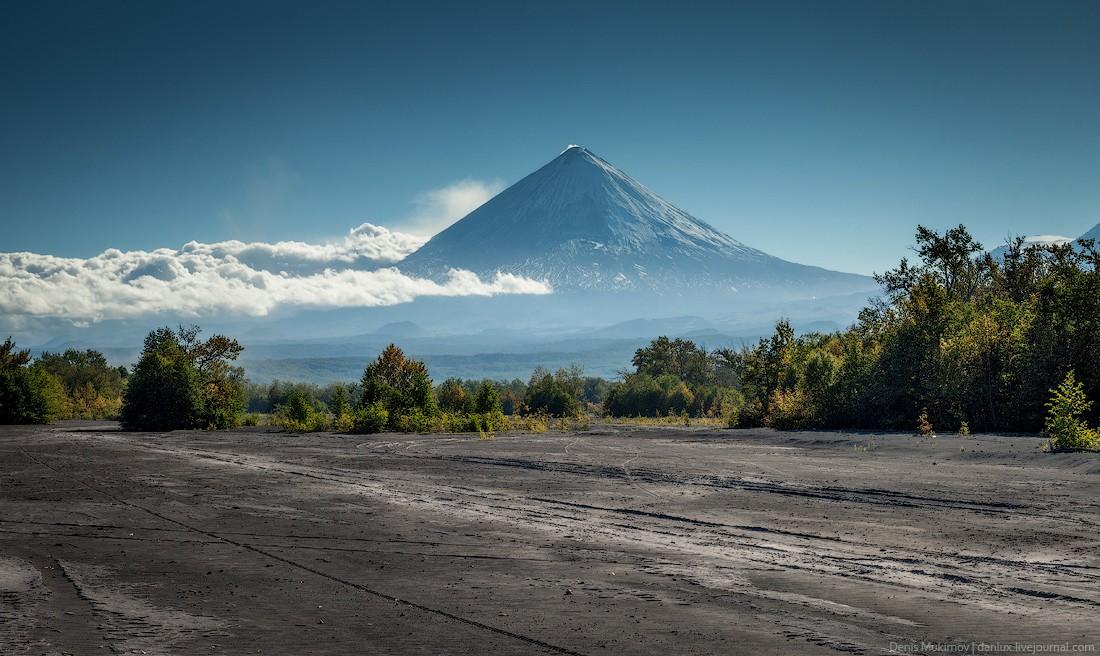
[{"left": 989, "top": 223, "right": 1100, "bottom": 259}]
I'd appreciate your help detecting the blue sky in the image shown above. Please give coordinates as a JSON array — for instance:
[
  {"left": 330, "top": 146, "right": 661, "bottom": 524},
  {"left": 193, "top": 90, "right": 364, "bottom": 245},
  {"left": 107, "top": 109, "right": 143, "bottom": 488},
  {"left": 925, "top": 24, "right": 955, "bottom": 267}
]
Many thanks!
[{"left": 2, "top": 0, "right": 1098, "bottom": 275}]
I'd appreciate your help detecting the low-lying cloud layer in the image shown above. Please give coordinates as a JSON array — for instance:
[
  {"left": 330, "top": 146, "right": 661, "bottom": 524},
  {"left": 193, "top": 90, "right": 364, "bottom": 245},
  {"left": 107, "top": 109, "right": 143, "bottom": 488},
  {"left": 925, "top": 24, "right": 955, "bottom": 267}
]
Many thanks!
[{"left": 0, "top": 222, "right": 550, "bottom": 323}]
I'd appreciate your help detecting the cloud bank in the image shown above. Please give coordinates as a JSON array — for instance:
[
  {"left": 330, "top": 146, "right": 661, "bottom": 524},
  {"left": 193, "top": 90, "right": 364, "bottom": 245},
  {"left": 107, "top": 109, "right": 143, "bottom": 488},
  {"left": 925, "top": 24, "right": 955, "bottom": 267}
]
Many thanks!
[{"left": 0, "top": 222, "right": 550, "bottom": 323}]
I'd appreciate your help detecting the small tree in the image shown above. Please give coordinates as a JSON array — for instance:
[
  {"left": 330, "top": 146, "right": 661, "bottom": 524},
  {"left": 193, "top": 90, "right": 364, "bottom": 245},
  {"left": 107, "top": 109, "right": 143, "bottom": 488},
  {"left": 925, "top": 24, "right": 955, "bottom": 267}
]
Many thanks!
[
  {"left": 328, "top": 384, "right": 351, "bottom": 418},
  {"left": 474, "top": 380, "right": 502, "bottom": 414},
  {"left": 916, "top": 408, "right": 934, "bottom": 436},
  {"left": 1045, "top": 371, "right": 1099, "bottom": 450},
  {"left": 283, "top": 389, "right": 315, "bottom": 423},
  {"left": 437, "top": 378, "right": 473, "bottom": 413},
  {"left": 358, "top": 344, "right": 435, "bottom": 428},
  {"left": 119, "top": 329, "right": 202, "bottom": 431}
]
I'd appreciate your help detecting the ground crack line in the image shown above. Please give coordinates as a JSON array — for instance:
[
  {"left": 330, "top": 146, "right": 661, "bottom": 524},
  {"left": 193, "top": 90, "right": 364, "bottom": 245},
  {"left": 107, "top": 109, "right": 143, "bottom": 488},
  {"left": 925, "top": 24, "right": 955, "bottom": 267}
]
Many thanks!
[{"left": 20, "top": 448, "right": 589, "bottom": 656}]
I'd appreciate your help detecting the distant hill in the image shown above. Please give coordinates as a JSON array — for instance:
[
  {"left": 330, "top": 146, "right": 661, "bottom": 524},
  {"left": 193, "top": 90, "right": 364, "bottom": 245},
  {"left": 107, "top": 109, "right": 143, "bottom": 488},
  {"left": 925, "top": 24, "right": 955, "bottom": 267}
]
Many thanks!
[{"left": 369, "top": 321, "right": 426, "bottom": 339}]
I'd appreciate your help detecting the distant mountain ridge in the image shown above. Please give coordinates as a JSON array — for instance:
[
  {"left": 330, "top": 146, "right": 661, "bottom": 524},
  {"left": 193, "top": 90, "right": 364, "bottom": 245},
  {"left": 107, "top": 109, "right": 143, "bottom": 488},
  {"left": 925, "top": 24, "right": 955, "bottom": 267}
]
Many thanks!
[{"left": 400, "top": 146, "right": 873, "bottom": 298}]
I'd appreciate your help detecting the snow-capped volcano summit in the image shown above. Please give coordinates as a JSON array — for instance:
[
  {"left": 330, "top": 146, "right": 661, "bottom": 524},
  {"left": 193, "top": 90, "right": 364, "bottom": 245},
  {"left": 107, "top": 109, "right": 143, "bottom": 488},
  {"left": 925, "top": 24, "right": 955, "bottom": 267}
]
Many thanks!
[{"left": 400, "top": 146, "right": 872, "bottom": 297}]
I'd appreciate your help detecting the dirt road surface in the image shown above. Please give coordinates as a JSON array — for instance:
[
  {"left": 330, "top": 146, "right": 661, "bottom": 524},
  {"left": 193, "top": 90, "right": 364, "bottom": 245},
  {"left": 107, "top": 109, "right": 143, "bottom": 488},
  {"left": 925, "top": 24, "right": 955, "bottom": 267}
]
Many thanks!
[{"left": 2, "top": 422, "right": 1098, "bottom": 654}]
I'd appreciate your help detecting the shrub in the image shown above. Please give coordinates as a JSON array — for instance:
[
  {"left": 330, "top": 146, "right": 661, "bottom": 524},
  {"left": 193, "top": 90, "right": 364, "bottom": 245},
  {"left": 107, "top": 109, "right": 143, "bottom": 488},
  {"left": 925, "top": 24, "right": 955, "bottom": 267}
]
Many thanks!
[
  {"left": 332, "top": 411, "right": 355, "bottom": 433},
  {"left": 715, "top": 387, "right": 743, "bottom": 421},
  {"left": 479, "top": 410, "right": 506, "bottom": 432},
  {"left": 723, "top": 404, "right": 740, "bottom": 428},
  {"left": 281, "top": 389, "right": 315, "bottom": 423},
  {"left": 67, "top": 382, "right": 122, "bottom": 419},
  {"left": 200, "top": 369, "right": 248, "bottom": 430},
  {"left": 735, "top": 398, "right": 766, "bottom": 428},
  {"left": 766, "top": 387, "right": 818, "bottom": 430},
  {"left": 605, "top": 370, "right": 739, "bottom": 420},
  {"left": 499, "top": 388, "right": 523, "bottom": 415},
  {"left": 506, "top": 412, "right": 549, "bottom": 432},
  {"left": 352, "top": 402, "right": 389, "bottom": 434},
  {"left": 916, "top": 408, "right": 935, "bottom": 436},
  {"left": 272, "top": 388, "right": 332, "bottom": 432},
  {"left": 394, "top": 409, "right": 434, "bottom": 433},
  {"left": 1044, "top": 371, "right": 1100, "bottom": 450},
  {"left": 274, "top": 412, "right": 331, "bottom": 433},
  {"left": 665, "top": 381, "right": 695, "bottom": 414},
  {"left": 426, "top": 410, "right": 500, "bottom": 433}
]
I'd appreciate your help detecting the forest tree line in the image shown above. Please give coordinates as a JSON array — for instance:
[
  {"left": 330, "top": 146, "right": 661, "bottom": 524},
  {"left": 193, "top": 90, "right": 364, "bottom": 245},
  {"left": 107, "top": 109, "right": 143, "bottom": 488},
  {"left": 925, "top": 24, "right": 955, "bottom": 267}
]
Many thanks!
[{"left": 732, "top": 226, "right": 1100, "bottom": 437}]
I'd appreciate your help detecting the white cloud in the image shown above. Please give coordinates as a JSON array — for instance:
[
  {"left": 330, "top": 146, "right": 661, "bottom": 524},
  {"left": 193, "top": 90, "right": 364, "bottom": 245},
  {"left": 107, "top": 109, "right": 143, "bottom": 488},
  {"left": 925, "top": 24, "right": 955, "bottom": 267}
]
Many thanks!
[
  {"left": 180, "top": 222, "right": 428, "bottom": 275},
  {"left": 1022, "top": 234, "right": 1072, "bottom": 245},
  {"left": 0, "top": 222, "right": 550, "bottom": 323},
  {"left": 400, "top": 179, "right": 504, "bottom": 236}
]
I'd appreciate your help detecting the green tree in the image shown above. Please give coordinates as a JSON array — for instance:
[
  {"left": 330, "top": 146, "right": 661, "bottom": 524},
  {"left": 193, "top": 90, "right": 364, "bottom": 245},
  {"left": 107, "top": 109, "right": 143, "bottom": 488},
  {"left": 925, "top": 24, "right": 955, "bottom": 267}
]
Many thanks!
[
  {"left": 358, "top": 344, "right": 436, "bottom": 428},
  {"left": 604, "top": 374, "right": 663, "bottom": 417},
  {"left": 283, "top": 388, "right": 315, "bottom": 423},
  {"left": 524, "top": 367, "right": 581, "bottom": 417},
  {"left": 437, "top": 378, "right": 473, "bottom": 413},
  {"left": 328, "top": 384, "right": 351, "bottom": 418},
  {"left": 177, "top": 326, "right": 247, "bottom": 429},
  {"left": 632, "top": 337, "right": 712, "bottom": 385},
  {"left": 0, "top": 338, "right": 31, "bottom": 370},
  {"left": 474, "top": 380, "right": 502, "bottom": 414},
  {"left": 119, "top": 326, "right": 246, "bottom": 431},
  {"left": 1045, "top": 371, "right": 1099, "bottom": 450},
  {"left": 0, "top": 338, "right": 67, "bottom": 424},
  {"left": 119, "top": 328, "right": 203, "bottom": 431}
]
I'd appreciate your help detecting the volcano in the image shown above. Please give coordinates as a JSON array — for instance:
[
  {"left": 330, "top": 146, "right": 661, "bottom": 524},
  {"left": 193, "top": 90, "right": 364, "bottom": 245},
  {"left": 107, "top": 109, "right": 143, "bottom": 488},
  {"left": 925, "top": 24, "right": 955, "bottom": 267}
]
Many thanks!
[{"left": 400, "top": 146, "right": 872, "bottom": 299}]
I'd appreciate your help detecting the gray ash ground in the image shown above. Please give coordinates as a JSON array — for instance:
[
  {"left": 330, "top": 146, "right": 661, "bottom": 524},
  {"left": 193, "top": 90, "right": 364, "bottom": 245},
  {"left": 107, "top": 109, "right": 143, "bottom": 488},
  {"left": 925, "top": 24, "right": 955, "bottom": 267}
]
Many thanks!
[{"left": 2, "top": 422, "right": 1098, "bottom": 655}]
